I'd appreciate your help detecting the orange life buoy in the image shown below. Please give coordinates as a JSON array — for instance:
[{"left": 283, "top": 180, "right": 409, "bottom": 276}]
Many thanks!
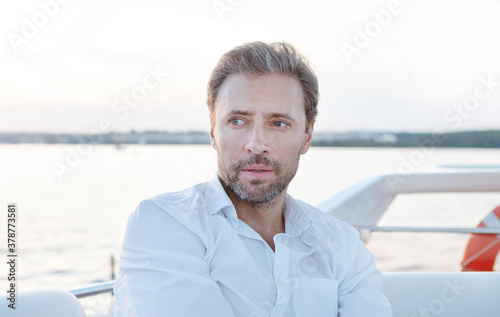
[{"left": 462, "top": 205, "right": 500, "bottom": 271}]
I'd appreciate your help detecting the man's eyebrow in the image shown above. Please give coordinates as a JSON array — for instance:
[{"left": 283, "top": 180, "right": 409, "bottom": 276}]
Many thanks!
[
  {"left": 227, "top": 110, "right": 253, "bottom": 116},
  {"left": 269, "top": 112, "right": 296, "bottom": 122}
]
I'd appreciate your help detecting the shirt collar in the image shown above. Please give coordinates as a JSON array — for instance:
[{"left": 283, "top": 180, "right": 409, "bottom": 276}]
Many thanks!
[
  {"left": 205, "top": 175, "right": 240, "bottom": 228},
  {"left": 283, "top": 194, "right": 312, "bottom": 237}
]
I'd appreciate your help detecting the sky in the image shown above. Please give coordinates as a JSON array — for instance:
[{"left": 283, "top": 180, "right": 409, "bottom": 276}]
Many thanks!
[{"left": 1, "top": 0, "right": 499, "bottom": 133}]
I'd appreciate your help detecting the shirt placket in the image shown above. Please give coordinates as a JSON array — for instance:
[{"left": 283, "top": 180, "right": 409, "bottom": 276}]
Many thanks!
[
  {"left": 270, "top": 235, "right": 291, "bottom": 317},
  {"left": 235, "top": 221, "right": 280, "bottom": 317}
]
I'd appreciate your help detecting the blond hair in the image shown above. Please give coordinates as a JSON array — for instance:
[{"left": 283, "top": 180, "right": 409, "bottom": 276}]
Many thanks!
[{"left": 207, "top": 41, "right": 319, "bottom": 131}]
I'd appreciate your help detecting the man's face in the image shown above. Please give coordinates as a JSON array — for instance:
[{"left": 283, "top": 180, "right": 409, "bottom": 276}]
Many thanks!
[{"left": 210, "top": 73, "right": 314, "bottom": 206}]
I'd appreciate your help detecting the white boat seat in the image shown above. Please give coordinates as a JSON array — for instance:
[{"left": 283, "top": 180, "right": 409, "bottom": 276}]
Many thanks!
[
  {"left": 382, "top": 272, "right": 500, "bottom": 317},
  {"left": 0, "top": 288, "right": 86, "bottom": 317}
]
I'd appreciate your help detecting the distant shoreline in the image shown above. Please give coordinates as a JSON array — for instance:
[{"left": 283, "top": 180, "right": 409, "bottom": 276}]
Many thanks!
[{"left": 1, "top": 130, "right": 499, "bottom": 148}]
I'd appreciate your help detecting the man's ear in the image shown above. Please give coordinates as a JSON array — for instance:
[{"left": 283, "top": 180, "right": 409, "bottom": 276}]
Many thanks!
[
  {"left": 210, "top": 126, "right": 217, "bottom": 150},
  {"left": 300, "top": 121, "right": 314, "bottom": 155}
]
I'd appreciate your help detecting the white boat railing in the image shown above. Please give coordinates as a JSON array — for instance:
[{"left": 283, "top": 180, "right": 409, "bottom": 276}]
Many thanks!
[
  {"left": 317, "top": 168, "right": 500, "bottom": 228},
  {"left": 69, "top": 281, "right": 115, "bottom": 298}
]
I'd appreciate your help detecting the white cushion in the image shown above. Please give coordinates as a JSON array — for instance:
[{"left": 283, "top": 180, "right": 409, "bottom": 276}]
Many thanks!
[
  {"left": 382, "top": 272, "right": 500, "bottom": 317},
  {"left": 0, "top": 288, "right": 86, "bottom": 317}
]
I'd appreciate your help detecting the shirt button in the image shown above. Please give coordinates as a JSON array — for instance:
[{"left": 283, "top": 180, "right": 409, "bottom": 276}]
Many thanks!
[{"left": 277, "top": 278, "right": 284, "bottom": 286}]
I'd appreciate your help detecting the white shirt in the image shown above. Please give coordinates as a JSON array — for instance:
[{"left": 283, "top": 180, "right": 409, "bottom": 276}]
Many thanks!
[{"left": 114, "top": 176, "right": 392, "bottom": 317}]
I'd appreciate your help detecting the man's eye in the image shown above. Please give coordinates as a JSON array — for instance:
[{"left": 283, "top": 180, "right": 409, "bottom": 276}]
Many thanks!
[
  {"left": 231, "top": 119, "right": 245, "bottom": 125},
  {"left": 273, "top": 121, "right": 288, "bottom": 128}
]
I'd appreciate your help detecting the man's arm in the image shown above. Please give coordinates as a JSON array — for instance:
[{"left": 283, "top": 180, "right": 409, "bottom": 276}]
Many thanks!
[
  {"left": 337, "top": 234, "right": 393, "bottom": 316},
  {"left": 114, "top": 200, "right": 236, "bottom": 317}
]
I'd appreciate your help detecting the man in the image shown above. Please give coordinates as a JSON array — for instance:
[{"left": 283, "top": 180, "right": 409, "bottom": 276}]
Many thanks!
[{"left": 114, "top": 41, "right": 392, "bottom": 316}]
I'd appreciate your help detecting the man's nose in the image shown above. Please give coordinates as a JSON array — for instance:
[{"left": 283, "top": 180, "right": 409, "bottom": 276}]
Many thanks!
[{"left": 244, "top": 125, "right": 271, "bottom": 155}]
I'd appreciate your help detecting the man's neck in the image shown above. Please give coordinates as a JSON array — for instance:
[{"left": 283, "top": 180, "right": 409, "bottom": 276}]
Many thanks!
[{"left": 226, "top": 190, "right": 287, "bottom": 252}]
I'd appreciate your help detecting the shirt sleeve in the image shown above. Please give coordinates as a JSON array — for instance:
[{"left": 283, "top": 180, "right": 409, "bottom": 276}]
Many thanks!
[
  {"left": 337, "top": 233, "right": 393, "bottom": 317},
  {"left": 114, "top": 200, "right": 236, "bottom": 317}
]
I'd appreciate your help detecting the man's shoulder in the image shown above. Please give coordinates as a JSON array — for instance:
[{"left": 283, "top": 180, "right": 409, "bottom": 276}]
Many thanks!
[
  {"left": 133, "top": 181, "right": 213, "bottom": 222},
  {"left": 146, "top": 181, "right": 211, "bottom": 208}
]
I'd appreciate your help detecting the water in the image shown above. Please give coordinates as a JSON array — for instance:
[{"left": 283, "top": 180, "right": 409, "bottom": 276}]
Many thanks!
[{"left": 1, "top": 144, "right": 500, "bottom": 314}]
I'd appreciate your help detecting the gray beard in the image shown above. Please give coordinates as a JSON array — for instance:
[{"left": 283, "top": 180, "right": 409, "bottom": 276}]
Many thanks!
[{"left": 218, "top": 154, "right": 297, "bottom": 207}]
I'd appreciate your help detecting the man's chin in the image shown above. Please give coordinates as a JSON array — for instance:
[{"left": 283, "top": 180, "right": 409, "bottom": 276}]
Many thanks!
[
  {"left": 238, "top": 192, "right": 277, "bottom": 205},
  {"left": 241, "top": 178, "right": 277, "bottom": 190},
  {"left": 233, "top": 182, "right": 282, "bottom": 204}
]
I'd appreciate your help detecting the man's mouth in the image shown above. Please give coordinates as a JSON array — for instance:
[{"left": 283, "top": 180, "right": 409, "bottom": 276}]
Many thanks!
[
  {"left": 241, "top": 165, "right": 273, "bottom": 179},
  {"left": 243, "top": 165, "right": 272, "bottom": 172}
]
